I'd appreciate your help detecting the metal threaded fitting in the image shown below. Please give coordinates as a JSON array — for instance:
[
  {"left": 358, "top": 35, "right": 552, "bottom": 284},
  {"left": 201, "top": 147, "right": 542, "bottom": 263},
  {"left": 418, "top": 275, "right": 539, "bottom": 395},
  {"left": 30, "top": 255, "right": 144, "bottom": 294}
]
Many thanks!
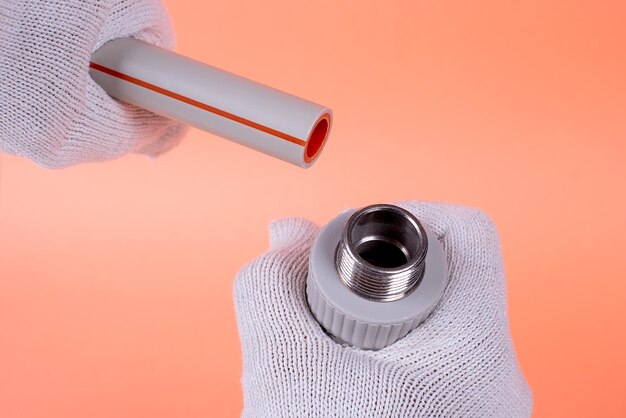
[
  {"left": 335, "top": 205, "right": 428, "bottom": 302},
  {"left": 307, "top": 204, "right": 449, "bottom": 349}
]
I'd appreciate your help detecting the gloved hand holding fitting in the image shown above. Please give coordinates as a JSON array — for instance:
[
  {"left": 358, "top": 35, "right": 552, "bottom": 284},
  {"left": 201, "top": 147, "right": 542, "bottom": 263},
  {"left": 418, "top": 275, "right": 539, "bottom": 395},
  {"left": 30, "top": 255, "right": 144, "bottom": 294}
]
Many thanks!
[
  {"left": 234, "top": 201, "right": 533, "bottom": 417},
  {"left": 0, "top": 0, "right": 186, "bottom": 168}
]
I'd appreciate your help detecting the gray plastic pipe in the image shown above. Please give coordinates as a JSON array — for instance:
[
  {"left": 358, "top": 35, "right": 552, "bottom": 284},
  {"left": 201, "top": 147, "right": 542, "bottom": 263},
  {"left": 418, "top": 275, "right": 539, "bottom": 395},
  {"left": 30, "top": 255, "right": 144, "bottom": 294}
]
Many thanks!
[{"left": 89, "top": 38, "right": 332, "bottom": 168}]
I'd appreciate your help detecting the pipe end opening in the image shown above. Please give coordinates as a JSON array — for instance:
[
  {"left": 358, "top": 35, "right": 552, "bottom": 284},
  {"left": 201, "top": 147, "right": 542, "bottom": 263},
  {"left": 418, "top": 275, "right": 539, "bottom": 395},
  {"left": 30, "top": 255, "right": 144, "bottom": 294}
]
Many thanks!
[{"left": 304, "top": 114, "right": 331, "bottom": 164}]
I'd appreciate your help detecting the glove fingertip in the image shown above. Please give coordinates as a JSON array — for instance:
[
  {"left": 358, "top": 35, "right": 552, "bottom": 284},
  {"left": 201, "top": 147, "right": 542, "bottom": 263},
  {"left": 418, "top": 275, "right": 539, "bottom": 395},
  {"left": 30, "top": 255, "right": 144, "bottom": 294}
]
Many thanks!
[{"left": 269, "top": 218, "right": 319, "bottom": 250}]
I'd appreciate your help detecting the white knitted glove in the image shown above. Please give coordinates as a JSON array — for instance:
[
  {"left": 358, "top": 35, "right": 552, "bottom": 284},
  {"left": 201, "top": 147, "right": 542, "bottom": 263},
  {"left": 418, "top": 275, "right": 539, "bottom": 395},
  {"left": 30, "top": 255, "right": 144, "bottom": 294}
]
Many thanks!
[
  {"left": 0, "top": 0, "right": 186, "bottom": 168},
  {"left": 235, "top": 202, "right": 532, "bottom": 417}
]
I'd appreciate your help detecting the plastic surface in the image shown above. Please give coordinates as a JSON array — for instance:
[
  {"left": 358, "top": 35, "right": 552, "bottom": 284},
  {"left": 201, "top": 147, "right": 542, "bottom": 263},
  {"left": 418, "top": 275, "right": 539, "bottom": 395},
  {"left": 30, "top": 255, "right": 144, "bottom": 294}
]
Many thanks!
[
  {"left": 307, "top": 210, "right": 449, "bottom": 350},
  {"left": 90, "top": 38, "right": 332, "bottom": 168}
]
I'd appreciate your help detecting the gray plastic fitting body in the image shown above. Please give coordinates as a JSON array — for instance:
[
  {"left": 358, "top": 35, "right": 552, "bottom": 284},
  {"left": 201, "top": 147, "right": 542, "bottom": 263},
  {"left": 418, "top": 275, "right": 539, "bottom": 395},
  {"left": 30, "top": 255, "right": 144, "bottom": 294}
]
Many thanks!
[
  {"left": 90, "top": 38, "right": 332, "bottom": 168},
  {"left": 307, "top": 205, "right": 449, "bottom": 350}
]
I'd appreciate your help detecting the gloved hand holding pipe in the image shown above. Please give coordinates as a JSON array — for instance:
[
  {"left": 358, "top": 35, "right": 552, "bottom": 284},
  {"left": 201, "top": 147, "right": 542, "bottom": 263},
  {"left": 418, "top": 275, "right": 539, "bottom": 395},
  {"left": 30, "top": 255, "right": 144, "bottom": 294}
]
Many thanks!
[
  {"left": 0, "top": 0, "right": 532, "bottom": 416},
  {"left": 0, "top": 0, "right": 330, "bottom": 168}
]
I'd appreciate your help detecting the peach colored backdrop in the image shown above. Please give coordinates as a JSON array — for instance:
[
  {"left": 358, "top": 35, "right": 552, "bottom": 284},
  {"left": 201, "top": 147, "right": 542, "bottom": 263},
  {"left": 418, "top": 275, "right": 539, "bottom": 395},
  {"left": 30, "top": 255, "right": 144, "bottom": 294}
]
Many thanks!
[{"left": 1, "top": 1, "right": 625, "bottom": 417}]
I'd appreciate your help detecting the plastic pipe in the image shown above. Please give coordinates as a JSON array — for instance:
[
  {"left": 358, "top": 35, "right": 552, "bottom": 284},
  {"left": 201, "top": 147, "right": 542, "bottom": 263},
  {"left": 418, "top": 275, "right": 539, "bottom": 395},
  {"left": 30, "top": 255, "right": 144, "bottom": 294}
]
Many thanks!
[{"left": 89, "top": 38, "right": 332, "bottom": 168}]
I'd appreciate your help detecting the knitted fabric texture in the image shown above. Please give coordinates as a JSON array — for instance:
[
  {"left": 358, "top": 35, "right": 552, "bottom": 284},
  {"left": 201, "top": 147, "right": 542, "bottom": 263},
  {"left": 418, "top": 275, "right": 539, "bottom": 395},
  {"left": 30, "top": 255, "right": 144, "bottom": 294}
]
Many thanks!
[
  {"left": 235, "top": 202, "right": 533, "bottom": 417},
  {"left": 0, "top": 0, "right": 186, "bottom": 168}
]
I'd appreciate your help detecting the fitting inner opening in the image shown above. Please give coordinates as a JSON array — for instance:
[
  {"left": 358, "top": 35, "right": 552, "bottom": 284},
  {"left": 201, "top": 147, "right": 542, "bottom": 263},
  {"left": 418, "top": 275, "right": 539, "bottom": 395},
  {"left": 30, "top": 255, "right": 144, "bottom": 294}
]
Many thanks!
[
  {"left": 336, "top": 205, "right": 428, "bottom": 302},
  {"left": 304, "top": 114, "right": 330, "bottom": 163},
  {"left": 350, "top": 207, "right": 422, "bottom": 268},
  {"left": 357, "top": 239, "right": 408, "bottom": 268}
]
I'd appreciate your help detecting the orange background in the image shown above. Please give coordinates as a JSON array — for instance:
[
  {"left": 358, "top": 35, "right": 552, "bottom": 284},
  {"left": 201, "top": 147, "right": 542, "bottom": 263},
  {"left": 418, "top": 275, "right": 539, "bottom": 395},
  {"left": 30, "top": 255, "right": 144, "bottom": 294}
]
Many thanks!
[{"left": 1, "top": 1, "right": 625, "bottom": 416}]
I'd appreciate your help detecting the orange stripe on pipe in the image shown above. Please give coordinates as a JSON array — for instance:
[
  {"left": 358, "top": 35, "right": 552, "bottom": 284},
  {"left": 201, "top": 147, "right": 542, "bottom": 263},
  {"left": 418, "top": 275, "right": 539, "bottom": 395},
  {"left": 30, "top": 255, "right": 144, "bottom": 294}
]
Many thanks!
[{"left": 89, "top": 62, "right": 307, "bottom": 147}]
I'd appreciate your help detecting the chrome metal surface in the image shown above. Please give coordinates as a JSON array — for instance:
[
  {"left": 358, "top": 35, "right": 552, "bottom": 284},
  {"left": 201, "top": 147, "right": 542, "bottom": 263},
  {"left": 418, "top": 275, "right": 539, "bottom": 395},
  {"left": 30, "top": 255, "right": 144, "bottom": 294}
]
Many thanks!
[{"left": 335, "top": 204, "right": 428, "bottom": 302}]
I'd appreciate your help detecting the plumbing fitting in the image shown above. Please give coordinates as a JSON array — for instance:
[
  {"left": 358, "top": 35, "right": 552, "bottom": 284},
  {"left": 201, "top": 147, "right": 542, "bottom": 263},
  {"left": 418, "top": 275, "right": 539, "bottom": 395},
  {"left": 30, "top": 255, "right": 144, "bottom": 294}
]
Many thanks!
[
  {"left": 90, "top": 38, "right": 332, "bottom": 168},
  {"left": 307, "top": 204, "right": 449, "bottom": 350}
]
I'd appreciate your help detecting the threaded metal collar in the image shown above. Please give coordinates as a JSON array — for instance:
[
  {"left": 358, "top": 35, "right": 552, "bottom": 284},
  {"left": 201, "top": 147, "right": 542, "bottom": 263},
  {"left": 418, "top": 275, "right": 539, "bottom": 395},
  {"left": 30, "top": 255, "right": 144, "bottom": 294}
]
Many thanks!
[{"left": 335, "top": 204, "right": 428, "bottom": 302}]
